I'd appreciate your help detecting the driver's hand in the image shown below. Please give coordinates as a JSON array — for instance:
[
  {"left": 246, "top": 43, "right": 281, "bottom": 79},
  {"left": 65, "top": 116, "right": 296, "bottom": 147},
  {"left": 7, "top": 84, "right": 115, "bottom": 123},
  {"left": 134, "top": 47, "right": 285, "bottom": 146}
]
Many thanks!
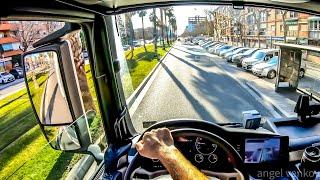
[{"left": 136, "top": 128, "right": 174, "bottom": 159}]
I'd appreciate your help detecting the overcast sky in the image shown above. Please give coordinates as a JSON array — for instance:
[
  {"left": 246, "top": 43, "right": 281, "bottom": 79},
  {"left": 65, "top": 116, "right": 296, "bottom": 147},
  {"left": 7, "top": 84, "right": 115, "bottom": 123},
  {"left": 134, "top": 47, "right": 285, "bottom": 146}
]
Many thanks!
[{"left": 131, "top": 5, "right": 213, "bottom": 35}]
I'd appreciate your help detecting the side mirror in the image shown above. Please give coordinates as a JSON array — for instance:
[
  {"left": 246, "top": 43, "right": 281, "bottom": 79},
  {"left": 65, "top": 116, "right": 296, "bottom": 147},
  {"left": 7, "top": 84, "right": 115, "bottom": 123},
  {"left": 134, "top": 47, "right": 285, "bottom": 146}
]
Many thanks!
[{"left": 23, "top": 40, "right": 95, "bottom": 153}]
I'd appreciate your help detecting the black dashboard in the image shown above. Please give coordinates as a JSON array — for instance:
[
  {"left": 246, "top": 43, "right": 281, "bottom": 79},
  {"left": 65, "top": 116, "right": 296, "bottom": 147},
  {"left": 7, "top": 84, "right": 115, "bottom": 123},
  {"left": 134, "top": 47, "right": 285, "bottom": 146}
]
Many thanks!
[
  {"left": 96, "top": 119, "right": 320, "bottom": 180},
  {"left": 137, "top": 125, "right": 289, "bottom": 178}
]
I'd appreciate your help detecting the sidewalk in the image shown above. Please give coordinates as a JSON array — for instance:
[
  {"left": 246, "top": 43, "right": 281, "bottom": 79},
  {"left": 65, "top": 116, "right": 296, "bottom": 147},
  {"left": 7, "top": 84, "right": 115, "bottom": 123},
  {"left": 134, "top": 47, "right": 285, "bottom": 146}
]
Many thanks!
[{"left": 245, "top": 79, "right": 300, "bottom": 118}]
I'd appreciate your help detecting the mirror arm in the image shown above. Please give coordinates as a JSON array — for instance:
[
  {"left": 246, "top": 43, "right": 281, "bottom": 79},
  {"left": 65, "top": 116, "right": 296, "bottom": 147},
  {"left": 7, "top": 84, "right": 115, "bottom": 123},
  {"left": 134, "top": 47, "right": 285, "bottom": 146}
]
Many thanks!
[{"left": 87, "top": 144, "right": 104, "bottom": 162}]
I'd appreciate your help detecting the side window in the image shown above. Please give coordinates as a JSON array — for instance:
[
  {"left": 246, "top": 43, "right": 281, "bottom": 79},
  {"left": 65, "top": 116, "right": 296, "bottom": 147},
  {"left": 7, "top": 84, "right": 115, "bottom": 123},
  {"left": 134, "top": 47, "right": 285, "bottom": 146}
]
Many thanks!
[{"left": 0, "top": 21, "right": 105, "bottom": 179}]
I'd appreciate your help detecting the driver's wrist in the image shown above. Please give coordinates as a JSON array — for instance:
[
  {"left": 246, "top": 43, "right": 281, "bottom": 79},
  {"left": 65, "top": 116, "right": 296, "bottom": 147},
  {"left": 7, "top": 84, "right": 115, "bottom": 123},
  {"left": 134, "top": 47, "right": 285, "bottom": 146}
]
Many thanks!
[{"left": 158, "top": 145, "right": 177, "bottom": 160}]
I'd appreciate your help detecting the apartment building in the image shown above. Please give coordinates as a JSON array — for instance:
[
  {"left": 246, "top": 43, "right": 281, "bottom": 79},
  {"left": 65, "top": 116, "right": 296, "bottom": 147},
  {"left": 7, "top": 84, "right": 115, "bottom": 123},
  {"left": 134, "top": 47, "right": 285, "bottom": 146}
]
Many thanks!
[
  {"left": 187, "top": 16, "right": 207, "bottom": 33},
  {"left": 0, "top": 21, "right": 22, "bottom": 72},
  {"left": 265, "top": 10, "right": 309, "bottom": 46}
]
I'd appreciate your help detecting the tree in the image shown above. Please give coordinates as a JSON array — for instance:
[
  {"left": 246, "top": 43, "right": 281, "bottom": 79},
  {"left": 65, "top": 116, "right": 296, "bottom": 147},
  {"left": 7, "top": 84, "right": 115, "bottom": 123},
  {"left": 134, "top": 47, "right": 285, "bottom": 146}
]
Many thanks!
[
  {"left": 163, "top": 7, "right": 170, "bottom": 45},
  {"left": 125, "top": 12, "right": 136, "bottom": 60},
  {"left": 19, "top": 21, "right": 63, "bottom": 89},
  {"left": 18, "top": 21, "right": 63, "bottom": 52},
  {"left": 280, "top": 10, "right": 289, "bottom": 43},
  {"left": 166, "top": 8, "right": 174, "bottom": 43},
  {"left": 150, "top": 8, "right": 158, "bottom": 58},
  {"left": 249, "top": 7, "right": 267, "bottom": 48},
  {"left": 138, "top": 10, "right": 148, "bottom": 52},
  {"left": 160, "top": 8, "right": 165, "bottom": 49},
  {"left": 168, "top": 17, "right": 177, "bottom": 41}
]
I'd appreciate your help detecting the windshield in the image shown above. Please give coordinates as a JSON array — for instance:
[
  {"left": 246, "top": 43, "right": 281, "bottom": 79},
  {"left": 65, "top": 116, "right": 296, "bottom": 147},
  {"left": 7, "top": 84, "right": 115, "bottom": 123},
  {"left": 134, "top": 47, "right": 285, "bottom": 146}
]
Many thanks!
[
  {"left": 267, "top": 56, "right": 278, "bottom": 64},
  {"left": 4, "top": 4, "right": 320, "bottom": 179},
  {"left": 115, "top": 5, "right": 320, "bottom": 133},
  {"left": 252, "top": 51, "right": 265, "bottom": 59},
  {"left": 243, "top": 49, "right": 256, "bottom": 55}
]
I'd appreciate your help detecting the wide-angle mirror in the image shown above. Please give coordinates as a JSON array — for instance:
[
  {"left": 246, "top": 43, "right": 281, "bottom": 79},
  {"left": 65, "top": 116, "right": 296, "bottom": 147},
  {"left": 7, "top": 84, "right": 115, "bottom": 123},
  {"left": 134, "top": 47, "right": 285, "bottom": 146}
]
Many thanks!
[
  {"left": 24, "top": 51, "right": 74, "bottom": 125},
  {"left": 44, "top": 110, "right": 95, "bottom": 151}
]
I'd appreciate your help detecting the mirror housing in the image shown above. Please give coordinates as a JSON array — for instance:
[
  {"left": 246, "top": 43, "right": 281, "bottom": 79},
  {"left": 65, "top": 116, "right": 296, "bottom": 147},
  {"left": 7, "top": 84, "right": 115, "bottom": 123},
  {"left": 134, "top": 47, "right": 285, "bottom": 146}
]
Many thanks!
[{"left": 22, "top": 25, "right": 97, "bottom": 154}]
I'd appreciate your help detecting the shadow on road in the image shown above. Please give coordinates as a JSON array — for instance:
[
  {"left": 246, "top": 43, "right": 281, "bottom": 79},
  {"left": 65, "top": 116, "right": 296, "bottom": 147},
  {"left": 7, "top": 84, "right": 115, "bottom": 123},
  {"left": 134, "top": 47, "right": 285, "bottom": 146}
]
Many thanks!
[
  {"left": 159, "top": 60, "right": 216, "bottom": 121},
  {"left": 168, "top": 47, "right": 272, "bottom": 121}
]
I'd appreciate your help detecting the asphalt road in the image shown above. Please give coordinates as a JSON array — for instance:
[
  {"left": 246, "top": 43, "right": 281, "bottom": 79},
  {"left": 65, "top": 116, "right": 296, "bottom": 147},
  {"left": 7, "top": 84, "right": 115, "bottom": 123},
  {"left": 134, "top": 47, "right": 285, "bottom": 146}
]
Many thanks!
[
  {"left": 0, "top": 79, "right": 25, "bottom": 100},
  {"left": 132, "top": 45, "right": 272, "bottom": 132}
]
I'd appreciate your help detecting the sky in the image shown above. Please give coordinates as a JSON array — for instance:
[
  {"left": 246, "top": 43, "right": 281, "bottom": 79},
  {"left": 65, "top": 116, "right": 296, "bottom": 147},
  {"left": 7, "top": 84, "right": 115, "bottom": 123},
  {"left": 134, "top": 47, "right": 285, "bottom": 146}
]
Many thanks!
[{"left": 131, "top": 5, "right": 214, "bottom": 35}]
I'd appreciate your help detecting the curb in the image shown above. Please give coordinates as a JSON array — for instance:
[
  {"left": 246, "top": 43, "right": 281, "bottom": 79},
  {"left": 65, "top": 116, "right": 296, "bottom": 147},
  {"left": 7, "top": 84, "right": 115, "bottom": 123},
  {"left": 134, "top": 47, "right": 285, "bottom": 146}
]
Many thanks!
[
  {"left": 126, "top": 46, "right": 173, "bottom": 115},
  {"left": 244, "top": 82, "right": 288, "bottom": 117}
]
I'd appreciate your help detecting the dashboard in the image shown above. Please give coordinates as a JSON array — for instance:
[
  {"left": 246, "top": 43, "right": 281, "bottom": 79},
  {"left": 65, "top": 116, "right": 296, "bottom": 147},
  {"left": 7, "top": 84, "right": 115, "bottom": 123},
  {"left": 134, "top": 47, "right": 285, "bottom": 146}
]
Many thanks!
[
  {"left": 142, "top": 136, "right": 236, "bottom": 173},
  {"left": 139, "top": 130, "right": 289, "bottom": 176}
]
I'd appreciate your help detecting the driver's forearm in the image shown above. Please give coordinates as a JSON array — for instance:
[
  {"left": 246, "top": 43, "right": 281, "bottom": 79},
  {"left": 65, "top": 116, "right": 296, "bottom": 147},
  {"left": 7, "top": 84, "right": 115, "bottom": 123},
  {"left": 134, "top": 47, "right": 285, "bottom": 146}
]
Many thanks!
[{"left": 158, "top": 145, "right": 208, "bottom": 180}]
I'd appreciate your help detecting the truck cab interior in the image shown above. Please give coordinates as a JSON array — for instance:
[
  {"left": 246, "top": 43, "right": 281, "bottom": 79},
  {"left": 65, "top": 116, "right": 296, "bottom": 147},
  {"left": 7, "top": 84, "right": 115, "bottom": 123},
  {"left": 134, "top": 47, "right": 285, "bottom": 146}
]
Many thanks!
[{"left": 2, "top": 0, "right": 320, "bottom": 179}]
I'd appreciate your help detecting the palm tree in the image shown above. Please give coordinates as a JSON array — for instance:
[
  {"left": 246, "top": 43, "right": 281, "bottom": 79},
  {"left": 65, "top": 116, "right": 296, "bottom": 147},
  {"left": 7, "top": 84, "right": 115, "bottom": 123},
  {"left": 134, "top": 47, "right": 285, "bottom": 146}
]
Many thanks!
[
  {"left": 160, "top": 8, "right": 165, "bottom": 49},
  {"left": 138, "top": 10, "right": 148, "bottom": 52},
  {"left": 149, "top": 8, "right": 158, "bottom": 58},
  {"left": 125, "top": 12, "right": 136, "bottom": 60},
  {"left": 166, "top": 8, "right": 174, "bottom": 44},
  {"left": 169, "top": 16, "right": 177, "bottom": 42},
  {"left": 163, "top": 7, "right": 170, "bottom": 45}
]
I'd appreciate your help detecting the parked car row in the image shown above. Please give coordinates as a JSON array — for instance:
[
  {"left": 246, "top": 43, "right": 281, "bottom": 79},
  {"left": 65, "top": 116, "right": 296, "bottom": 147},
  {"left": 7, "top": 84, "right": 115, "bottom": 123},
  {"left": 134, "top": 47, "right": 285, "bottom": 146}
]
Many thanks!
[
  {"left": 196, "top": 39, "right": 306, "bottom": 79},
  {"left": 0, "top": 68, "right": 24, "bottom": 84}
]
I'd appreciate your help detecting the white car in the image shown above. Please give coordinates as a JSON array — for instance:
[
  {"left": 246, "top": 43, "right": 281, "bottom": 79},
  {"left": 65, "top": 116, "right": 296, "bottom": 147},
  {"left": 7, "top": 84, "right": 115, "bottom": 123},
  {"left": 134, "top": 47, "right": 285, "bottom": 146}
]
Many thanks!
[
  {"left": 252, "top": 56, "right": 307, "bottom": 79},
  {"left": 252, "top": 56, "right": 279, "bottom": 79},
  {"left": 242, "top": 49, "right": 279, "bottom": 71},
  {"left": 0, "top": 72, "right": 15, "bottom": 84}
]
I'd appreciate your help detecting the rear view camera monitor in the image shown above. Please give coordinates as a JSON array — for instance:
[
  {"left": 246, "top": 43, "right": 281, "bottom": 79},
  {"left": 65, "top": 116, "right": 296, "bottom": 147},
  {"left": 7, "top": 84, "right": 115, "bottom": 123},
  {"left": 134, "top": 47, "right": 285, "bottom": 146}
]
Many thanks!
[{"left": 245, "top": 138, "right": 280, "bottom": 163}]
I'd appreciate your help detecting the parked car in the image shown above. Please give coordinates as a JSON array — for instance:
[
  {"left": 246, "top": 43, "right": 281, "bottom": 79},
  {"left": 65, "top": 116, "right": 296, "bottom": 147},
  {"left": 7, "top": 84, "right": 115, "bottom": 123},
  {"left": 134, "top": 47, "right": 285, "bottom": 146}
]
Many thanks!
[
  {"left": 232, "top": 48, "right": 259, "bottom": 66},
  {"left": 208, "top": 43, "right": 224, "bottom": 53},
  {"left": 9, "top": 68, "right": 24, "bottom": 79},
  {"left": 200, "top": 41, "right": 213, "bottom": 48},
  {"left": 242, "top": 49, "right": 279, "bottom": 71},
  {"left": 220, "top": 46, "right": 240, "bottom": 57},
  {"left": 252, "top": 56, "right": 279, "bottom": 79},
  {"left": 225, "top": 48, "right": 250, "bottom": 62},
  {"left": 0, "top": 72, "right": 15, "bottom": 84},
  {"left": 204, "top": 42, "right": 219, "bottom": 50},
  {"left": 215, "top": 45, "right": 232, "bottom": 55},
  {"left": 252, "top": 56, "right": 307, "bottom": 79}
]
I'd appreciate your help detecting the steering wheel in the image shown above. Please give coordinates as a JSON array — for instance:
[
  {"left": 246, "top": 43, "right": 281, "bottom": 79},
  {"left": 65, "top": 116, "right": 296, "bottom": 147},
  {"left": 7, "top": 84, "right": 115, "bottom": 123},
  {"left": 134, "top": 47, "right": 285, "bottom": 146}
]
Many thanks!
[{"left": 124, "top": 119, "right": 247, "bottom": 180}]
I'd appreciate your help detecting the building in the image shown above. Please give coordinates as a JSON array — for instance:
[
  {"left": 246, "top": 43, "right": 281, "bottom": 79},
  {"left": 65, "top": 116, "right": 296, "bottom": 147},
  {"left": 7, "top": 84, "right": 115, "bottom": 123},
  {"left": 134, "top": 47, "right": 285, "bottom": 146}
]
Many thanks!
[
  {"left": 187, "top": 16, "right": 207, "bottom": 33},
  {"left": 0, "top": 21, "right": 23, "bottom": 72}
]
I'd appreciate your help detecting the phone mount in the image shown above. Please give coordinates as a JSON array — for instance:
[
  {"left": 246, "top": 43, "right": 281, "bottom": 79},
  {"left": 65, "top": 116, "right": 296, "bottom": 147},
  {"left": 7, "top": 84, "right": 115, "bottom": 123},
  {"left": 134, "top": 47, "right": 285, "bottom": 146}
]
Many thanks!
[{"left": 294, "top": 94, "right": 320, "bottom": 122}]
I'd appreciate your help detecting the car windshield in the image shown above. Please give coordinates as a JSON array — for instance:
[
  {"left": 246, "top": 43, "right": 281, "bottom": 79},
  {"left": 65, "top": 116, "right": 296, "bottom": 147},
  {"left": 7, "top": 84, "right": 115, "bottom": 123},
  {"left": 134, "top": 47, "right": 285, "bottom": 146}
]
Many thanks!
[
  {"left": 267, "top": 56, "right": 278, "bottom": 64},
  {"left": 243, "top": 49, "right": 256, "bottom": 55},
  {"left": 252, "top": 51, "right": 265, "bottom": 59},
  {"left": 233, "top": 48, "right": 245, "bottom": 54}
]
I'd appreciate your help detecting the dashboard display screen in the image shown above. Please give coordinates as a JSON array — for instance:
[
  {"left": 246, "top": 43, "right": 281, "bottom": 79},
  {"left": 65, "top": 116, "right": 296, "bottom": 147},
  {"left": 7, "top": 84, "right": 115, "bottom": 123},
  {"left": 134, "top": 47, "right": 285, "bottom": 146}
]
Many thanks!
[{"left": 244, "top": 138, "right": 280, "bottom": 163}]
